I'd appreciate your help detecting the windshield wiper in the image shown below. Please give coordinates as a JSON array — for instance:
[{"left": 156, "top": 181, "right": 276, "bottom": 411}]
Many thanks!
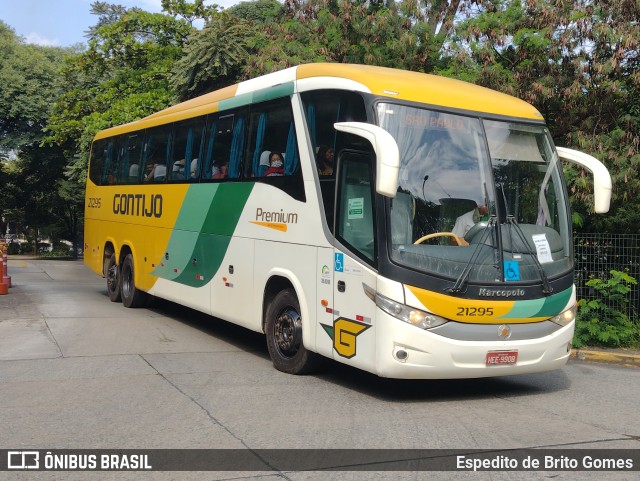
[
  {"left": 447, "top": 217, "right": 496, "bottom": 294},
  {"left": 497, "top": 183, "right": 553, "bottom": 295},
  {"left": 506, "top": 216, "right": 553, "bottom": 295}
]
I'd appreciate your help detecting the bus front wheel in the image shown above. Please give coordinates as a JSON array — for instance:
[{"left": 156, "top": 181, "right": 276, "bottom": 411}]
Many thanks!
[
  {"left": 265, "top": 288, "right": 321, "bottom": 375},
  {"left": 120, "top": 253, "right": 148, "bottom": 308},
  {"left": 105, "top": 253, "right": 121, "bottom": 303}
]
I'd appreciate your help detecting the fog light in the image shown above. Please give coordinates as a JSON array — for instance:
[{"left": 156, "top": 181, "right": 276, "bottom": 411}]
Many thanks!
[{"left": 395, "top": 349, "right": 408, "bottom": 362}]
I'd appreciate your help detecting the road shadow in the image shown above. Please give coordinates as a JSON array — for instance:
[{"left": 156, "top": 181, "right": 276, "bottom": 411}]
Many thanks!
[
  {"left": 312, "top": 360, "right": 572, "bottom": 402},
  {"left": 142, "top": 296, "right": 270, "bottom": 360},
  {"left": 120, "top": 295, "right": 572, "bottom": 402}
]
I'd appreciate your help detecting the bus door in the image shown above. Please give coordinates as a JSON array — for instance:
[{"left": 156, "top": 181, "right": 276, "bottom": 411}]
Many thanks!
[{"left": 329, "top": 151, "right": 378, "bottom": 371}]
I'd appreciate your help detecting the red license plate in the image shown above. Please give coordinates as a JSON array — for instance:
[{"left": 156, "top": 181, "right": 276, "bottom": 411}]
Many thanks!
[{"left": 486, "top": 351, "right": 518, "bottom": 366}]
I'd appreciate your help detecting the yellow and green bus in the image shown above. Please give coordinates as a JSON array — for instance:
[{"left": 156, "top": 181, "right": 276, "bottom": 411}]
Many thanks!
[{"left": 84, "top": 63, "right": 611, "bottom": 379}]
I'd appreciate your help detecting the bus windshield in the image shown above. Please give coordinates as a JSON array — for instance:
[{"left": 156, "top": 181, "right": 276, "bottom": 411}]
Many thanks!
[{"left": 377, "top": 103, "right": 571, "bottom": 284}]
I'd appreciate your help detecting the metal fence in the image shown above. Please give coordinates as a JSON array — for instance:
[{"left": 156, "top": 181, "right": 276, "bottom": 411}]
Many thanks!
[{"left": 574, "top": 233, "right": 640, "bottom": 321}]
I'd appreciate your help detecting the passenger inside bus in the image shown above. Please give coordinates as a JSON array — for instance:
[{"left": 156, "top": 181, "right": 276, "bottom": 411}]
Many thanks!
[
  {"left": 144, "top": 163, "right": 166, "bottom": 182},
  {"left": 264, "top": 152, "right": 284, "bottom": 177},
  {"left": 316, "top": 145, "right": 334, "bottom": 176},
  {"left": 212, "top": 160, "right": 228, "bottom": 179},
  {"left": 172, "top": 159, "right": 186, "bottom": 180}
]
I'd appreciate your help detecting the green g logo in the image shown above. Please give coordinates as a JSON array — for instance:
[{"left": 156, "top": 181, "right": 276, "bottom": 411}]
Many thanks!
[{"left": 321, "top": 318, "right": 371, "bottom": 359}]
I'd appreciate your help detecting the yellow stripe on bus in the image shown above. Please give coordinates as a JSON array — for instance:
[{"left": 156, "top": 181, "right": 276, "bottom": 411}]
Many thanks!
[
  {"left": 249, "top": 221, "right": 288, "bottom": 232},
  {"left": 406, "top": 285, "right": 548, "bottom": 324}
]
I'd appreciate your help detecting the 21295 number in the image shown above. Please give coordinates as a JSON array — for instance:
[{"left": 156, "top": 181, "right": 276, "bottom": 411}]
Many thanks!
[{"left": 457, "top": 307, "right": 494, "bottom": 316}]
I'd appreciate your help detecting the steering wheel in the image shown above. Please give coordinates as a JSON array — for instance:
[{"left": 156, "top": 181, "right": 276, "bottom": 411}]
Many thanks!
[{"left": 414, "top": 232, "right": 466, "bottom": 246}]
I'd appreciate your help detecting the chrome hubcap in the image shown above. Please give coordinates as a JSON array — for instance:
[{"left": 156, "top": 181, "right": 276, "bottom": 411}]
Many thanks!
[
  {"left": 107, "top": 264, "right": 118, "bottom": 291},
  {"left": 274, "top": 307, "right": 302, "bottom": 357}
]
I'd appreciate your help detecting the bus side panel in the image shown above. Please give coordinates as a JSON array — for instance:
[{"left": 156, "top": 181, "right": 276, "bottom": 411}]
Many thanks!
[
  {"left": 329, "top": 255, "right": 378, "bottom": 374},
  {"left": 210, "top": 236, "right": 256, "bottom": 330},
  {"left": 84, "top": 181, "right": 107, "bottom": 277},
  {"left": 253, "top": 241, "right": 319, "bottom": 353},
  {"left": 83, "top": 217, "right": 105, "bottom": 277},
  {"left": 84, "top": 183, "right": 189, "bottom": 294},
  {"left": 315, "top": 246, "right": 335, "bottom": 359},
  {"left": 145, "top": 232, "right": 212, "bottom": 314}
]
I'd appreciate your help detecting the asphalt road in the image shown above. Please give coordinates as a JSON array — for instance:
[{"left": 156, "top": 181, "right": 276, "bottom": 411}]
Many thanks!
[{"left": 1, "top": 258, "right": 639, "bottom": 481}]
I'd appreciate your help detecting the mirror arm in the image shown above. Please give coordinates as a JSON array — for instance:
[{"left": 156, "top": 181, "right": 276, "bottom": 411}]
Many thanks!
[
  {"left": 334, "top": 122, "right": 400, "bottom": 198},
  {"left": 556, "top": 147, "right": 612, "bottom": 214}
]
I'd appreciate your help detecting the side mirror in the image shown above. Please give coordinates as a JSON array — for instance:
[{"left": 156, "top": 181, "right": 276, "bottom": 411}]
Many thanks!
[
  {"left": 334, "top": 122, "right": 400, "bottom": 198},
  {"left": 556, "top": 147, "right": 612, "bottom": 214}
]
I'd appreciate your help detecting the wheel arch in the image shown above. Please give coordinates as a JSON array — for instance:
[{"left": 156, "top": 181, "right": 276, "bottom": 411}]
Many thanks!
[
  {"left": 261, "top": 270, "right": 315, "bottom": 353},
  {"left": 102, "top": 241, "right": 140, "bottom": 285},
  {"left": 103, "top": 240, "right": 117, "bottom": 276},
  {"left": 118, "top": 242, "right": 143, "bottom": 290}
]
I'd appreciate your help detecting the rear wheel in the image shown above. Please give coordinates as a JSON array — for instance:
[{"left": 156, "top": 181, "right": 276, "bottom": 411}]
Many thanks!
[
  {"left": 120, "top": 253, "right": 148, "bottom": 308},
  {"left": 105, "top": 253, "right": 121, "bottom": 303},
  {"left": 265, "top": 288, "right": 321, "bottom": 374}
]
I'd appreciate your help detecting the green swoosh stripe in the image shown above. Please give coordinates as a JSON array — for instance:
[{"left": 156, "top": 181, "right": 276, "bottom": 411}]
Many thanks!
[
  {"left": 532, "top": 287, "right": 573, "bottom": 318},
  {"left": 499, "top": 297, "right": 546, "bottom": 319},
  {"left": 218, "top": 83, "right": 294, "bottom": 112},
  {"left": 499, "top": 287, "right": 573, "bottom": 320},
  {"left": 152, "top": 183, "right": 254, "bottom": 287}
]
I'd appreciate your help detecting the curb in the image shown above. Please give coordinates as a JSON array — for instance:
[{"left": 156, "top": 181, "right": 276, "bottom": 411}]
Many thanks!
[{"left": 570, "top": 348, "right": 640, "bottom": 368}]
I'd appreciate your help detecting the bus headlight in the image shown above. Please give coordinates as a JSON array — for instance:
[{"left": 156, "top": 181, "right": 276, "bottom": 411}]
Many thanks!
[
  {"left": 363, "top": 285, "right": 447, "bottom": 330},
  {"left": 550, "top": 304, "right": 577, "bottom": 326}
]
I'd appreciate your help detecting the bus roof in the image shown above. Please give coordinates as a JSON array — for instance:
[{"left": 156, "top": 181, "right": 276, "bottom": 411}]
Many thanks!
[
  {"left": 95, "top": 63, "right": 543, "bottom": 139},
  {"left": 297, "top": 63, "right": 543, "bottom": 120}
]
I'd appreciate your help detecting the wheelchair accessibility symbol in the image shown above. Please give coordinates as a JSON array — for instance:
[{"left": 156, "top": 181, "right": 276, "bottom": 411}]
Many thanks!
[{"left": 504, "top": 260, "right": 521, "bottom": 281}]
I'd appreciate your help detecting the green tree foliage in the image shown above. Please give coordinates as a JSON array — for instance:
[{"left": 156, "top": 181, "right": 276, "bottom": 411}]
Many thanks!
[
  {"left": 573, "top": 270, "right": 639, "bottom": 348},
  {"left": 243, "top": 0, "right": 479, "bottom": 76},
  {"left": 45, "top": 4, "right": 193, "bottom": 181},
  {"left": 167, "top": 0, "right": 286, "bottom": 100},
  {"left": 162, "top": 0, "right": 219, "bottom": 25},
  {"left": 0, "top": 21, "right": 69, "bottom": 152},
  {"left": 228, "top": 0, "right": 284, "bottom": 23},
  {"left": 0, "top": 21, "right": 76, "bottom": 249},
  {"left": 85, "top": 2, "right": 133, "bottom": 40},
  {"left": 2, "top": 144, "right": 69, "bottom": 251},
  {"left": 171, "top": 12, "right": 251, "bottom": 100}
]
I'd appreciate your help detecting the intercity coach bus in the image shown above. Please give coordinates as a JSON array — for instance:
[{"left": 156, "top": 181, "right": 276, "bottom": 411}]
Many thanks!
[{"left": 84, "top": 63, "right": 611, "bottom": 379}]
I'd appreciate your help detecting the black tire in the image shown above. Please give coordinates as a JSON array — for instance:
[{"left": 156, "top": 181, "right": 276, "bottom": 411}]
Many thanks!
[
  {"left": 105, "top": 253, "right": 121, "bottom": 303},
  {"left": 265, "top": 288, "right": 321, "bottom": 374},
  {"left": 120, "top": 253, "right": 148, "bottom": 308}
]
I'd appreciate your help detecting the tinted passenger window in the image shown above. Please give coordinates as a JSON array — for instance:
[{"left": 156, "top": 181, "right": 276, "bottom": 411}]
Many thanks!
[
  {"left": 118, "top": 133, "right": 144, "bottom": 184},
  {"left": 143, "top": 125, "right": 173, "bottom": 183},
  {"left": 301, "top": 90, "right": 368, "bottom": 176},
  {"left": 246, "top": 97, "right": 299, "bottom": 178},
  {"left": 170, "top": 118, "right": 206, "bottom": 182},
  {"left": 203, "top": 114, "right": 235, "bottom": 181},
  {"left": 89, "top": 139, "right": 108, "bottom": 185},
  {"left": 302, "top": 90, "right": 368, "bottom": 230}
]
